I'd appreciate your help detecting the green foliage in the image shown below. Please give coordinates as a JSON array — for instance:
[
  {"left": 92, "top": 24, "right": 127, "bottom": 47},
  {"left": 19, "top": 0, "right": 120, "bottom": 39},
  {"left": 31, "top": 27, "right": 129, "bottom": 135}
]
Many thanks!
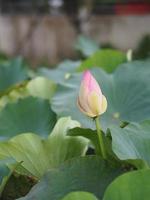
[
  {"left": 17, "top": 156, "right": 123, "bottom": 200},
  {"left": 0, "top": 97, "right": 57, "bottom": 139},
  {"left": 110, "top": 121, "right": 150, "bottom": 169},
  {"left": 103, "top": 169, "right": 150, "bottom": 200},
  {"left": 0, "top": 76, "right": 56, "bottom": 110},
  {"left": 78, "top": 49, "right": 126, "bottom": 73},
  {"left": 26, "top": 76, "right": 56, "bottom": 99},
  {"left": 62, "top": 192, "right": 98, "bottom": 200},
  {"left": 0, "top": 57, "right": 28, "bottom": 95},
  {"left": 0, "top": 117, "right": 88, "bottom": 178},
  {"left": 38, "top": 60, "right": 81, "bottom": 84},
  {"left": 0, "top": 37, "right": 150, "bottom": 199},
  {"left": 0, "top": 53, "right": 8, "bottom": 63},
  {"left": 68, "top": 127, "right": 99, "bottom": 152},
  {"left": 68, "top": 127, "right": 116, "bottom": 162}
]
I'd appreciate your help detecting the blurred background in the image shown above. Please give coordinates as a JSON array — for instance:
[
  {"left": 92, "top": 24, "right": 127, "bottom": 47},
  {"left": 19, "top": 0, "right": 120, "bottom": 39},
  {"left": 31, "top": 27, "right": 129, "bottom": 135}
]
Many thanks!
[{"left": 0, "top": 0, "right": 149, "bottom": 66}]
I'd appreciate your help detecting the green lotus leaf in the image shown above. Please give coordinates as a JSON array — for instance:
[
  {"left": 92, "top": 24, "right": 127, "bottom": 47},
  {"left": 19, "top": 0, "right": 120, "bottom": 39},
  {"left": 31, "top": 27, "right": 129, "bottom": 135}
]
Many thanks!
[
  {"left": 68, "top": 127, "right": 116, "bottom": 162},
  {"left": 17, "top": 156, "right": 123, "bottom": 200},
  {"left": 38, "top": 60, "right": 81, "bottom": 84},
  {"left": 0, "top": 96, "right": 57, "bottom": 139},
  {"left": 103, "top": 169, "right": 150, "bottom": 200},
  {"left": 26, "top": 76, "right": 56, "bottom": 100},
  {"left": 0, "top": 77, "right": 56, "bottom": 110},
  {"left": 78, "top": 49, "right": 126, "bottom": 73},
  {"left": 110, "top": 120, "right": 150, "bottom": 168},
  {"left": 0, "top": 57, "right": 28, "bottom": 95},
  {"left": 0, "top": 117, "right": 88, "bottom": 178}
]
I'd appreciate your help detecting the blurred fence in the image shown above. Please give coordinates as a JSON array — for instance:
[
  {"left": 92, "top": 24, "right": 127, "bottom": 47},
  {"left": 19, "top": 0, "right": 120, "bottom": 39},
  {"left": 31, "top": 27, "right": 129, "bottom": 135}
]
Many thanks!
[
  {"left": 0, "top": 0, "right": 149, "bottom": 65},
  {"left": 0, "top": 0, "right": 149, "bottom": 15}
]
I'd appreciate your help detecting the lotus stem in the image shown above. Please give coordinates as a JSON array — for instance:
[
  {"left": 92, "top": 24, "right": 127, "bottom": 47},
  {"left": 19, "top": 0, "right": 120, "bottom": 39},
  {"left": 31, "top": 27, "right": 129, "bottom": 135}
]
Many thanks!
[{"left": 95, "top": 117, "right": 107, "bottom": 159}]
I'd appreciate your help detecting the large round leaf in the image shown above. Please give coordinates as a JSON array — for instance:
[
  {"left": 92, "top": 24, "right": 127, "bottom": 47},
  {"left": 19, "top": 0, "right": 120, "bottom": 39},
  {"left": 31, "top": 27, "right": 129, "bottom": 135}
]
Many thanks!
[
  {"left": 0, "top": 57, "right": 28, "bottom": 95},
  {"left": 110, "top": 121, "right": 150, "bottom": 168},
  {"left": 78, "top": 49, "right": 126, "bottom": 73},
  {"left": 0, "top": 97, "right": 57, "bottom": 139},
  {"left": 103, "top": 169, "right": 150, "bottom": 200},
  {"left": 52, "top": 60, "right": 150, "bottom": 130},
  {"left": 18, "top": 156, "right": 123, "bottom": 200},
  {"left": 0, "top": 117, "right": 88, "bottom": 178}
]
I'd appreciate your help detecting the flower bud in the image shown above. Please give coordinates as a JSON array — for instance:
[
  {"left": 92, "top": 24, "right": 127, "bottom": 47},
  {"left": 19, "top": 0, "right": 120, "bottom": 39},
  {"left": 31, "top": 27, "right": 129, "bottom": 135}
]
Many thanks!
[{"left": 77, "top": 70, "right": 107, "bottom": 118}]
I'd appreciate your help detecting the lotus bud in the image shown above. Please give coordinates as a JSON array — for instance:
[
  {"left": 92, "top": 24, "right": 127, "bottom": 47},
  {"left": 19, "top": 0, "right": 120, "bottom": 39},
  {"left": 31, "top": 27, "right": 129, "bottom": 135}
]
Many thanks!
[{"left": 77, "top": 70, "right": 107, "bottom": 118}]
